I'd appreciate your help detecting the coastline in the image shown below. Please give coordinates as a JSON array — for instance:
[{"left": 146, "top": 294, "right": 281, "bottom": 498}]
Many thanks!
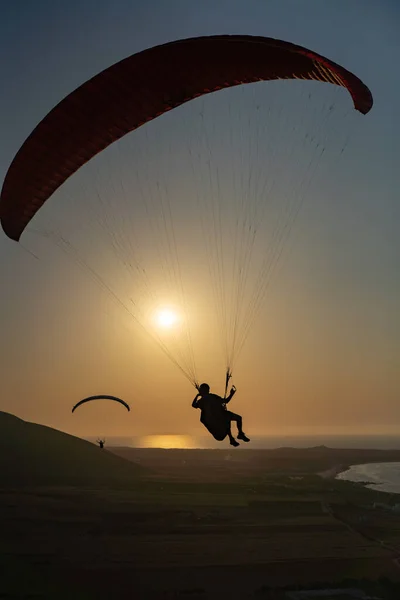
[
  {"left": 333, "top": 461, "right": 400, "bottom": 495},
  {"left": 319, "top": 462, "right": 387, "bottom": 490},
  {"left": 318, "top": 464, "right": 350, "bottom": 479}
]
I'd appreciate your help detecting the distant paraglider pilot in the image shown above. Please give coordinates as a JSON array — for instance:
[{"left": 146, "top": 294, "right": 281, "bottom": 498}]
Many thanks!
[
  {"left": 97, "top": 439, "right": 105, "bottom": 449},
  {"left": 192, "top": 383, "right": 250, "bottom": 447}
]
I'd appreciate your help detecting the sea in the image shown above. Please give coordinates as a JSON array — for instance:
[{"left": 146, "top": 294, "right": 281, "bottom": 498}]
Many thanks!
[
  {"left": 85, "top": 434, "right": 400, "bottom": 452},
  {"left": 337, "top": 462, "right": 400, "bottom": 495}
]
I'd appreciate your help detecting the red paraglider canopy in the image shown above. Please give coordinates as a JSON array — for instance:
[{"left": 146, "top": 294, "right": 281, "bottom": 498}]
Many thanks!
[{"left": 0, "top": 35, "right": 373, "bottom": 242}]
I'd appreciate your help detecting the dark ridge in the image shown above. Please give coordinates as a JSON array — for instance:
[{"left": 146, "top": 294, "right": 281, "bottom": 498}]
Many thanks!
[{"left": 0, "top": 411, "right": 146, "bottom": 487}]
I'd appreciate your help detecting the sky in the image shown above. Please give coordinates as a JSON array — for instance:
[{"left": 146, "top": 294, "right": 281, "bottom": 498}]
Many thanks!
[{"left": 0, "top": 0, "right": 399, "bottom": 442}]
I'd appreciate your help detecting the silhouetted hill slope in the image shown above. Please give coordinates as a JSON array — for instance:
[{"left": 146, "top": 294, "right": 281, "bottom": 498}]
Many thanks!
[{"left": 0, "top": 412, "right": 146, "bottom": 487}]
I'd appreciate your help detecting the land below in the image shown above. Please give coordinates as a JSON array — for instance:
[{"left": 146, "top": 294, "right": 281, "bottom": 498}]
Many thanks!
[{"left": 3, "top": 412, "right": 400, "bottom": 598}]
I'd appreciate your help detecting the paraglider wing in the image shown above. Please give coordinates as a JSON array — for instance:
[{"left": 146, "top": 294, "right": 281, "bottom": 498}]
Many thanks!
[
  {"left": 0, "top": 35, "right": 372, "bottom": 242},
  {"left": 72, "top": 395, "right": 130, "bottom": 413}
]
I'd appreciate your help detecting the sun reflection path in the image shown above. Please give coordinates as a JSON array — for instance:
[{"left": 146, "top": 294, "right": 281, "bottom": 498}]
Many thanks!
[{"left": 139, "top": 435, "right": 197, "bottom": 449}]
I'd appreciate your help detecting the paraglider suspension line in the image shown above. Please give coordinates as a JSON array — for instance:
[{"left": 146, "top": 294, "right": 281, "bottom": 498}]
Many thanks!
[{"left": 224, "top": 369, "right": 232, "bottom": 400}]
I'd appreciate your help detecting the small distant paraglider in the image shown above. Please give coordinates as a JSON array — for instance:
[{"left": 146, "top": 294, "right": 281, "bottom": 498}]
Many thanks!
[
  {"left": 71, "top": 395, "right": 130, "bottom": 413},
  {"left": 71, "top": 397, "right": 129, "bottom": 452}
]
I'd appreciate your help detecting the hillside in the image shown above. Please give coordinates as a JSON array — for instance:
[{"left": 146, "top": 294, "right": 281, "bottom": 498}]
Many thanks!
[{"left": 0, "top": 411, "right": 145, "bottom": 487}]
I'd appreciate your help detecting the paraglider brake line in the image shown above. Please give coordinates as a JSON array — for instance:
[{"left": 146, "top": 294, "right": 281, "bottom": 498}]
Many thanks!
[{"left": 224, "top": 369, "right": 232, "bottom": 399}]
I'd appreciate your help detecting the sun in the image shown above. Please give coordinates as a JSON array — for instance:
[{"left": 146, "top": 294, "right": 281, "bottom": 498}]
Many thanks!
[{"left": 155, "top": 308, "right": 179, "bottom": 329}]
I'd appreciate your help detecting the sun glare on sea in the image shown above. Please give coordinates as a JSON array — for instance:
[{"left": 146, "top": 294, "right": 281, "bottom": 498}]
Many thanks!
[{"left": 141, "top": 435, "right": 196, "bottom": 449}]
